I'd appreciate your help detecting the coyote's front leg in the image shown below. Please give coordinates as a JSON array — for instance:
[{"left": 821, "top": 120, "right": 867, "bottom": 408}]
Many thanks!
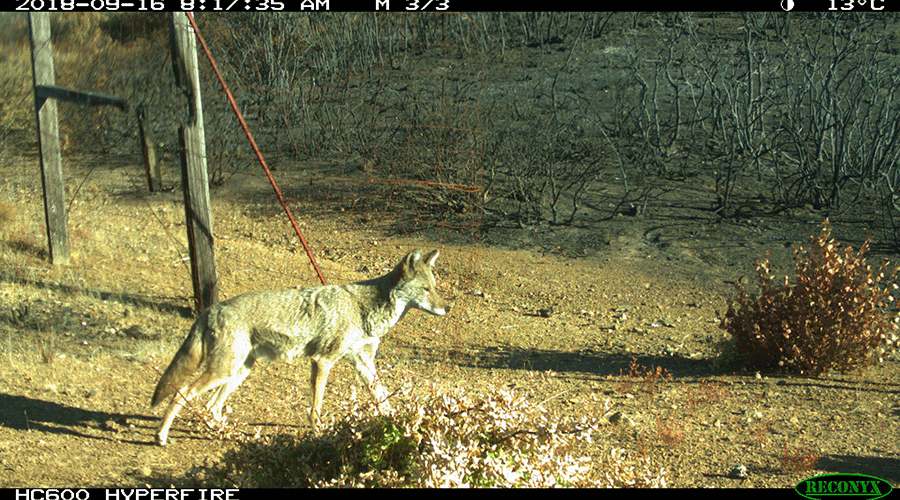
[{"left": 349, "top": 341, "right": 391, "bottom": 413}]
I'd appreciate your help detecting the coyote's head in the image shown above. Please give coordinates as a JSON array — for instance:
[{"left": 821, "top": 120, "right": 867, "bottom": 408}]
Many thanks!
[{"left": 395, "top": 249, "right": 449, "bottom": 317}]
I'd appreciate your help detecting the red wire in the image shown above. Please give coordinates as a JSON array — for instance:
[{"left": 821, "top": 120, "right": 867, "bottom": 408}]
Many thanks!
[{"left": 184, "top": 13, "right": 327, "bottom": 286}]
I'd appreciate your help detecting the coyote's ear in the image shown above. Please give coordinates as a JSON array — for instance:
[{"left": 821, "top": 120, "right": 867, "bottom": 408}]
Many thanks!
[
  {"left": 423, "top": 250, "right": 439, "bottom": 268},
  {"left": 401, "top": 249, "right": 424, "bottom": 278}
]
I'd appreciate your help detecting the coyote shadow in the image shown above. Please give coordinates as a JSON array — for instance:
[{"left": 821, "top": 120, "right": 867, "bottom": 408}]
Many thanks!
[
  {"left": 0, "top": 393, "right": 155, "bottom": 445},
  {"left": 398, "top": 343, "right": 718, "bottom": 379},
  {"left": 817, "top": 455, "right": 900, "bottom": 486}
]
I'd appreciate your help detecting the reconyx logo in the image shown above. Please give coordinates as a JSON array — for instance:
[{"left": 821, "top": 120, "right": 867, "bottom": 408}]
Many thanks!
[{"left": 796, "top": 474, "right": 893, "bottom": 500}]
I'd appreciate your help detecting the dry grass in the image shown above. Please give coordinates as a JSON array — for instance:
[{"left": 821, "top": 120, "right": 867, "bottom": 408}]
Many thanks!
[
  {"left": 616, "top": 358, "right": 673, "bottom": 395},
  {"left": 206, "top": 379, "right": 667, "bottom": 488},
  {"left": 780, "top": 444, "right": 822, "bottom": 473}
]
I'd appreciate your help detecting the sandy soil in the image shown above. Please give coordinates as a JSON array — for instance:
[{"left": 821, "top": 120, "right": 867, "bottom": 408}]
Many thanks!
[{"left": 0, "top": 152, "right": 897, "bottom": 489}]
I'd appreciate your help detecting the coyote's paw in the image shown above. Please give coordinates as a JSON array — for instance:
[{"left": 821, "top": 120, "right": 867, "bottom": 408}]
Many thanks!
[
  {"left": 204, "top": 415, "right": 227, "bottom": 430},
  {"left": 376, "top": 399, "right": 392, "bottom": 415}
]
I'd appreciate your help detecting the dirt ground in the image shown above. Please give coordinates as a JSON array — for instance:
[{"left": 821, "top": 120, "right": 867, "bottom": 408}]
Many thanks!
[{"left": 0, "top": 151, "right": 898, "bottom": 489}]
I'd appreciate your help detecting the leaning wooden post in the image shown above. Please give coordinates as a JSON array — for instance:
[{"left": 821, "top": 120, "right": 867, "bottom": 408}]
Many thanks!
[
  {"left": 170, "top": 13, "right": 218, "bottom": 311},
  {"left": 28, "top": 12, "right": 69, "bottom": 265}
]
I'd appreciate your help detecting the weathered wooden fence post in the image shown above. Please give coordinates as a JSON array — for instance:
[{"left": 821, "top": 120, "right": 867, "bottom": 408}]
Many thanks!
[
  {"left": 29, "top": 14, "right": 130, "bottom": 267},
  {"left": 137, "top": 104, "right": 161, "bottom": 192},
  {"left": 170, "top": 13, "right": 218, "bottom": 311},
  {"left": 28, "top": 12, "right": 68, "bottom": 265}
]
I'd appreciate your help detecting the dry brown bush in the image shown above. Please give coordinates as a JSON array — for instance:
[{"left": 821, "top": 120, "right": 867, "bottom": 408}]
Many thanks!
[{"left": 720, "top": 220, "right": 900, "bottom": 376}]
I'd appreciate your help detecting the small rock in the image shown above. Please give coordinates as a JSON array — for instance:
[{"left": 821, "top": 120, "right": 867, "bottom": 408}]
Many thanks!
[
  {"left": 122, "top": 325, "right": 153, "bottom": 340},
  {"left": 727, "top": 464, "right": 748, "bottom": 479},
  {"left": 608, "top": 411, "right": 636, "bottom": 427}
]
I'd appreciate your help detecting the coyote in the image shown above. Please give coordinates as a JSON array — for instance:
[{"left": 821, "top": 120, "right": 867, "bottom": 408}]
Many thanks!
[{"left": 151, "top": 249, "right": 448, "bottom": 446}]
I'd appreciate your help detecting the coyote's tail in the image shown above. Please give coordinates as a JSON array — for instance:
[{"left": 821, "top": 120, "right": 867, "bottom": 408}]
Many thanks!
[{"left": 151, "top": 321, "right": 204, "bottom": 408}]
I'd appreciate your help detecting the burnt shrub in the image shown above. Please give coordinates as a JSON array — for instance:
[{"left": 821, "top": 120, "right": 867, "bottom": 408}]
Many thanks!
[{"left": 720, "top": 220, "right": 899, "bottom": 376}]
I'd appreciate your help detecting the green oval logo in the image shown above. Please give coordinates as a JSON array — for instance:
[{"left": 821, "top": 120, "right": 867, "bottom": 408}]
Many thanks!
[{"left": 796, "top": 473, "right": 893, "bottom": 500}]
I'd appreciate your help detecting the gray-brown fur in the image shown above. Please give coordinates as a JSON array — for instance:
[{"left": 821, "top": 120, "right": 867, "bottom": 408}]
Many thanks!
[{"left": 151, "top": 249, "right": 448, "bottom": 445}]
